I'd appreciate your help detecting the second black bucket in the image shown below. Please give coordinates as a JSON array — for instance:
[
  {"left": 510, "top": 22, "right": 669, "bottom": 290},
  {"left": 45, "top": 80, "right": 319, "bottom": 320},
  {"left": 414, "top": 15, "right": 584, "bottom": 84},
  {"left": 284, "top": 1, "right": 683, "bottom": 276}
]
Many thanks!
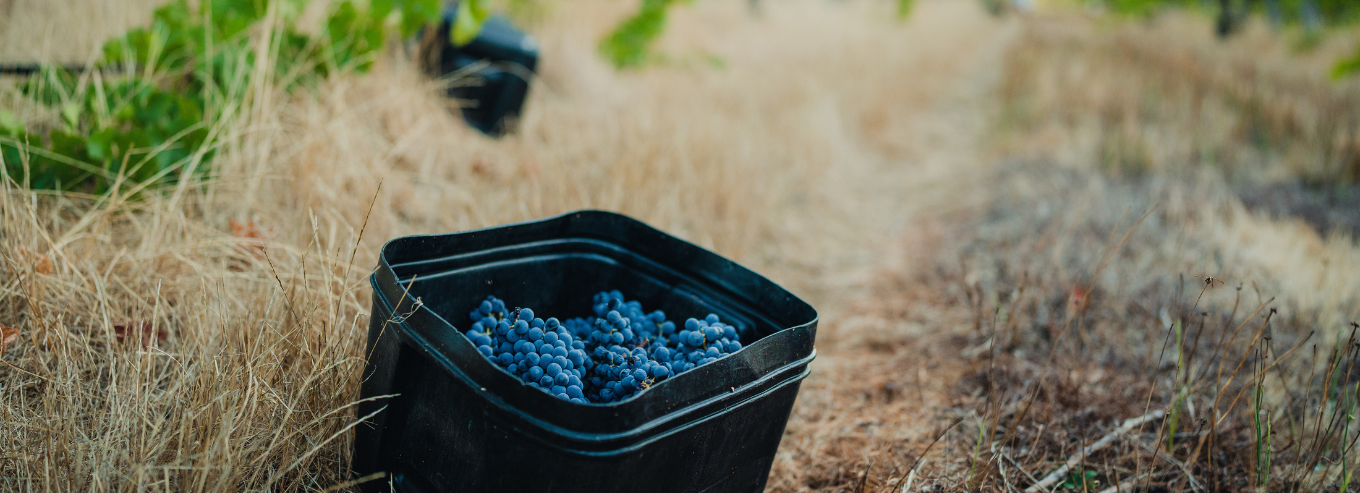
[
  {"left": 424, "top": 8, "right": 537, "bottom": 137},
  {"left": 354, "top": 210, "right": 818, "bottom": 492}
]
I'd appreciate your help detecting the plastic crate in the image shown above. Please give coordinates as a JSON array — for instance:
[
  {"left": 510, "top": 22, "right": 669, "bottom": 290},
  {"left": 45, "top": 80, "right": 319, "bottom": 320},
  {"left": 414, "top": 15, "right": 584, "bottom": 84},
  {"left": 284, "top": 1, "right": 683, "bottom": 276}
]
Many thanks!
[
  {"left": 354, "top": 210, "right": 818, "bottom": 492},
  {"left": 425, "top": 10, "right": 537, "bottom": 136}
]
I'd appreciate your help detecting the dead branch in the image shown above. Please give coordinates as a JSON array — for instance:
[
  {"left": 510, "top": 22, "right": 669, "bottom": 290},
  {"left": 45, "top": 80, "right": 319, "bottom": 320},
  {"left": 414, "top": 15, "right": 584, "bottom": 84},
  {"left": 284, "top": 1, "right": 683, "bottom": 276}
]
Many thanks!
[{"left": 1023, "top": 410, "right": 1166, "bottom": 493}]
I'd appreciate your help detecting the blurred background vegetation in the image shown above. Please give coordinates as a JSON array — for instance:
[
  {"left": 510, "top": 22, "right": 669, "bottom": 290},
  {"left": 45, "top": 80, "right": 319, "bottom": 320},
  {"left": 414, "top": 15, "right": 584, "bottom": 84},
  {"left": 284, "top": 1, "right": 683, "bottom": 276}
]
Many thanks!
[{"left": 4, "top": 0, "right": 1360, "bottom": 195}]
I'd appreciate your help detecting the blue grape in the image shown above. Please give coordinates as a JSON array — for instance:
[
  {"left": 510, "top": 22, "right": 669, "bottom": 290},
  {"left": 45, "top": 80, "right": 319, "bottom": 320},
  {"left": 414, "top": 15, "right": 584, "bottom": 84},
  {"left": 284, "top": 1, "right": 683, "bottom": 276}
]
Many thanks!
[
  {"left": 464, "top": 291, "right": 747, "bottom": 404},
  {"left": 685, "top": 331, "right": 704, "bottom": 347},
  {"left": 702, "top": 326, "right": 720, "bottom": 342}
]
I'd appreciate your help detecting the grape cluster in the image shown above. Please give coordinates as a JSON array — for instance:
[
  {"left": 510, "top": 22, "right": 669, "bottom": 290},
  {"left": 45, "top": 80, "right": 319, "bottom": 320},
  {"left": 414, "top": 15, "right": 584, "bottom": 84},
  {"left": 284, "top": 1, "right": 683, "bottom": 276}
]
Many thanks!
[
  {"left": 462, "top": 292, "right": 745, "bottom": 404},
  {"left": 465, "top": 298, "right": 592, "bottom": 404}
]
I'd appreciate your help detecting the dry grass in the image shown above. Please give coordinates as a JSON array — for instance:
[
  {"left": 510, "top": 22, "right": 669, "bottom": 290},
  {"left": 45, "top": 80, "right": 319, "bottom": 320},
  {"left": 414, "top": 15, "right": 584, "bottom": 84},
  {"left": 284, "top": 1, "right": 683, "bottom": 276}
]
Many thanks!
[
  {"left": 4, "top": 0, "right": 1360, "bottom": 491},
  {"left": 998, "top": 9, "right": 1360, "bottom": 186},
  {"left": 0, "top": 0, "right": 163, "bottom": 63}
]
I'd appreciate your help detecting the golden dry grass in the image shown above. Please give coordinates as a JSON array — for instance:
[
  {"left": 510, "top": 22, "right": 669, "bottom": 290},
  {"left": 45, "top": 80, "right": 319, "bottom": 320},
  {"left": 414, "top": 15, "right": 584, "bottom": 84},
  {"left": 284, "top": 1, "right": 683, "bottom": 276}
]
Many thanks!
[{"left": 3, "top": 0, "right": 1360, "bottom": 491}]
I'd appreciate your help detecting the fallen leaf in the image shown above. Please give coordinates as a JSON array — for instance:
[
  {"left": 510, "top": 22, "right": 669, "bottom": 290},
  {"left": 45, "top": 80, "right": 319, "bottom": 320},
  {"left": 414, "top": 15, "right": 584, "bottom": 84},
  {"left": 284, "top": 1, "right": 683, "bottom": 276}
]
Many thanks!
[
  {"left": 16, "top": 246, "right": 54, "bottom": 274},
  {"left": 34, "top": 254, "right": 53, "bottom": 274},
  {"left": 229, "top": 218, "right": 271, "bottom": 266},
  {"left": 229, "top": 218, "right": 263, "bottom": 240},
  {"left": 113, "top": 321, "right": 168, "bottom": 349},
  {"left": 0, "top": 323, "right": 18, "bottom": 355}
]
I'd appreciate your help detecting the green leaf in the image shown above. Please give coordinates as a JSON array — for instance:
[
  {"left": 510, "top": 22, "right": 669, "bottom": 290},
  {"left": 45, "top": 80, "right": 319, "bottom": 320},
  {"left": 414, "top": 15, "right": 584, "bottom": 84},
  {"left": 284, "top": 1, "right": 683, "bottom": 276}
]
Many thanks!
[
  {"left": 326, "top": 0, "right": 385, "bottom": 71},
  {"left": 397, "top": 0, "right": 443, "bottom": 39},
  {"left": 61, "top": 104, "right": 81, "bottom": 130},
  {"left": 0, "top": 111, "right": 21, "bottom": 135},
  {"left": 86, "top": 129, "right": 115, "bottom": 161},
  {"left": 897, "top": 0, "right": 914, "bottom": 18},
  {"left": 452, "top": 0, "right": 493, "bottom": 47},
  {"left": 1333, "top": 45, "right": 1360, "bottom": 79},
  {"left": 599, "top": 0, "right": 676, "bottom": 68}
]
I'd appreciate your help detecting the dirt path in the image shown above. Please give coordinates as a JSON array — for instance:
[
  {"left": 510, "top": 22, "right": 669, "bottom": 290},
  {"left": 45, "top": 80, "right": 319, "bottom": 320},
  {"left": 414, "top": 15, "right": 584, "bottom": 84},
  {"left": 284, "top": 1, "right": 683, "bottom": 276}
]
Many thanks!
[{"left": 765, "top": 3, "right": 1023, "bottom": 491}]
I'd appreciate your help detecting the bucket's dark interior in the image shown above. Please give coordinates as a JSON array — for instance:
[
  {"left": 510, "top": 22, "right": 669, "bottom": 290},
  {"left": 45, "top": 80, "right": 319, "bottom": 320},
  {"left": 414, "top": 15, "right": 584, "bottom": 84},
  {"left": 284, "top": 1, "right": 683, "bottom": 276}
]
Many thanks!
[{"left": 392, "top": 240, "right": 776, "bottom": 344}]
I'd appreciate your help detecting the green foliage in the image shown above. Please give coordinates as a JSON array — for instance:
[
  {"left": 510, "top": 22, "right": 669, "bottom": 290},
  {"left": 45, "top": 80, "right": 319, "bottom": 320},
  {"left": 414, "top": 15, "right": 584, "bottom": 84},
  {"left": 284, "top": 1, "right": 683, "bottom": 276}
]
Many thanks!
[
  {"left": 1088, "top": 0, "right": 1360, "bottom": 77},
  {"left": 1096, "top": 0, "right": 1195, "bottom": 18},
  {"left": 898, "top": 0, "right": 915, "bottom": 19},
  {"left": 453, "top": 0, "right": 495, "bottom": 47},
  {"left": 1061, "top": 468, "right": 1099, "bottom": 490},
  {"left": 1333, "top": 44, "right": 1360, "bottom": 78},
  {"left": 2, "top": 0, "right": 443, "bottom": 194},
  {"left": 1093, "top": 0, "right": 1360, "bottom": 24},
  {"left": 600, "top": 0, "right": 680, "bottom": 69}
]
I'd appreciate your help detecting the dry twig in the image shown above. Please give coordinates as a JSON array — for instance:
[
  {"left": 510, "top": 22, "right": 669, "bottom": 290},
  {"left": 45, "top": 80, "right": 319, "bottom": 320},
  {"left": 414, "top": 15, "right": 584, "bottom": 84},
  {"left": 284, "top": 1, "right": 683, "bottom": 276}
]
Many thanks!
[{"left": 1023, "top": 410, "right": 1166, "bottom": 493}]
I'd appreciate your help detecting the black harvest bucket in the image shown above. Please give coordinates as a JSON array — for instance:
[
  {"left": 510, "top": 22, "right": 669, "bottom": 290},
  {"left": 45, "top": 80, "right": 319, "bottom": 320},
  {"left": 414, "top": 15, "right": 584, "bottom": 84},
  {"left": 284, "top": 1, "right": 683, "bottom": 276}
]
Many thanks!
[{"left": 354, "top": 210, "right": 818, "bottom": 492}]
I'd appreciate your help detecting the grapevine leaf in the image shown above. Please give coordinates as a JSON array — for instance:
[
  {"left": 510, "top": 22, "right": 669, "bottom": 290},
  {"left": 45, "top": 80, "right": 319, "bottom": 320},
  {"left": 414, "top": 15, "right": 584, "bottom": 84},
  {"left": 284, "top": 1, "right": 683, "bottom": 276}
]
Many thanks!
[
  {"left": 452, "top": 0, "right": 493, "bottom": 47},
  {"left": 1333, "top": 45, "right": 1360, "bottom": 79},
  {"left": 599, "top": 0, "right": 676, "bottom": 68},
  {"left": 0, "top": 111, "right": 20, "bottom": 135},
  {"left": 897, "top": 0, "right": 914, "bottom": 19},
  {"left": 394, "top": 0, "right": 442, "bottom": 39}
]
